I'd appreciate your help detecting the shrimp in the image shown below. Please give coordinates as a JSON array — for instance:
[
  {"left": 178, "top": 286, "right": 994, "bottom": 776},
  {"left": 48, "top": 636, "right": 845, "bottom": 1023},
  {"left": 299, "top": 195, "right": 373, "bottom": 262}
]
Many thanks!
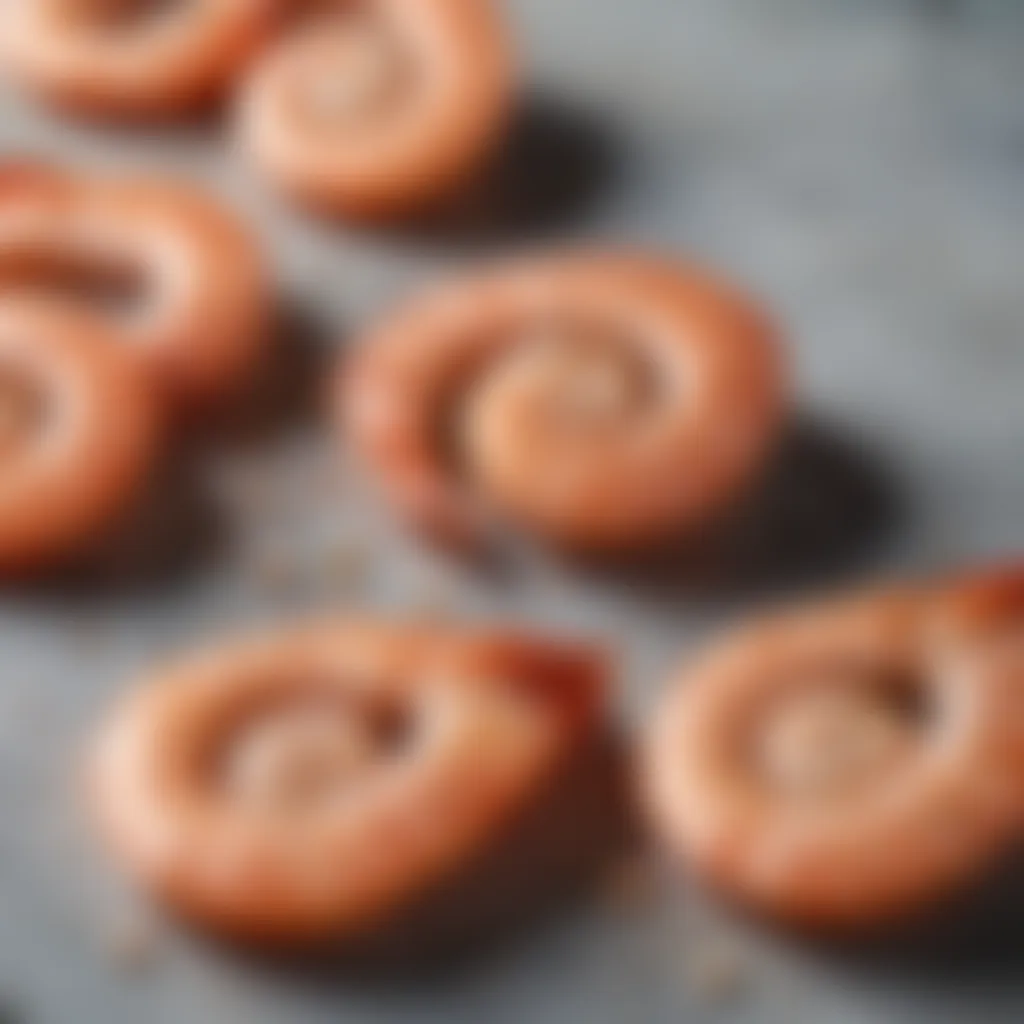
[
  {"left": 90, "top": 619, "right": 604, "bottom": 945},
  {"left": 0, "top": 302, "right": 161, "bottom": 574},
  {"left": 642, "top": 586, "right": 1022, "bottom": 931},
  {"left": 341, "top": 251, "right": 785, "bottom": 554},
  {"left": 1, "top": 0, "right": 279, "bottom": 119},
  {"left": 237, "top": 0, "right": 513, "bottom": 221},
  {"left": 0, "top": 163, "right": 270, "bottom": 416}
]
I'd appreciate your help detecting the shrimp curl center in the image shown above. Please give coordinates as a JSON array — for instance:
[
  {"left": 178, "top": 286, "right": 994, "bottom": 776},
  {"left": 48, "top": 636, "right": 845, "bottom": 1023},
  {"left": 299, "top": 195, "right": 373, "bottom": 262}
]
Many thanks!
[
  {"left": 752, "top": 669, "right": 926, "bottom": 799},
  {"left": 219, "top": 692, "right": 411, "bottom": 818}
]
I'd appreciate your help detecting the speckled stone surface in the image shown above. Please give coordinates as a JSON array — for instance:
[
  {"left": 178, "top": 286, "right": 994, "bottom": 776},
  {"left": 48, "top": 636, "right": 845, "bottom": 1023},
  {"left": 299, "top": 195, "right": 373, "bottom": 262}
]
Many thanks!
[{"left": 0, "top": 1, "right": 1022, "bottom": 1021}]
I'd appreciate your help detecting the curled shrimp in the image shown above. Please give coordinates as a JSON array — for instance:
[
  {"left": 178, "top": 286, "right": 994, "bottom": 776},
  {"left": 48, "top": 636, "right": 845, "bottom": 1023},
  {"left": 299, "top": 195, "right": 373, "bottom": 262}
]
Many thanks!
[
  {"left": 90, "top": 618, "right": 604, "bottom": 945},
  {"left": 642, "top": 585, "right": 1022, "bottom": 931},
  {"left": 0, "top": 163, "right": 270, "bottom": 416},
  {"left": 237, "top": 0, "right": 513, "bottom": 221},
  {"left": 0, "top": 301, "right": 161, "bottom": 574},
  {"left": 1, "top": 0, "right": 279, "bottom": 119},
  {"left": 341, "top": 251, "right": 784, "bottom": 554}
]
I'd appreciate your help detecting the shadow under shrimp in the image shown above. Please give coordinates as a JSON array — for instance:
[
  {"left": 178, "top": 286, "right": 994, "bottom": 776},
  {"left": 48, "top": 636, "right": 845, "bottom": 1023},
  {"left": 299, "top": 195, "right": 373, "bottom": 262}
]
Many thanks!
[
  {"left": 48, "top": 99, "right": 231, "bottom": 144},
  {"left": 709, "top": 415, "right": 904, "bottom": 592},
  {"left": 768, "top": 851, "right": 1024, "bottom": 996},
  {"left": 574, "top": 415, "right": 903, "bottom": 606},
  {"left": 388, "top": 93, "right": 621, "bottom": 249},
  {"left": 12, "top": 450, "right": 230, "bottom": 601},
  {"left": 203, "top": 301, "right": 336, "bottom": 447},
  {"left": 220, "top": 732, "right": 634, "bottom": 990}
]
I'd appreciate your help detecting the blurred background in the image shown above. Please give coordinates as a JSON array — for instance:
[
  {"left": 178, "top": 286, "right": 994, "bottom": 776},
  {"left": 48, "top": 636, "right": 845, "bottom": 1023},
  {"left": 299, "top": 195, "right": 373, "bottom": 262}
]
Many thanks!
[{"left": 0, "top": 1, "right": 1022, "bottom": 1022}]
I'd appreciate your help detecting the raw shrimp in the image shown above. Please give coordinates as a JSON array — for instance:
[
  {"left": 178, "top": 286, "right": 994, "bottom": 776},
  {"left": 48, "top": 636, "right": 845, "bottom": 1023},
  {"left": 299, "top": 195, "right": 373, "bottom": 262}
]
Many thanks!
[
  {"left": 90, "top": 619, "right": 604, "bottom": 945},
  {"left": 341, "top": 252, "right": 784, "bottom": 553},
  {"left": 238, "top": 0, "right": 513, "bottom": 221},
  {"left": 642, "top": 586, "right": 1022, "bottom": 931},
  {"left": 0, "top": 163, "right": 270, "bottom": 415}
]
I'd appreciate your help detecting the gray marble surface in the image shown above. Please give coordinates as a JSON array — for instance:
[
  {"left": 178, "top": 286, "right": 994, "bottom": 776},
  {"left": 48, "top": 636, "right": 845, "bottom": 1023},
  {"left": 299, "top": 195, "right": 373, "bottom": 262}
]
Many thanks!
[{"left": 1, "top": 1, "right": 1023, "bottom": 1021}]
